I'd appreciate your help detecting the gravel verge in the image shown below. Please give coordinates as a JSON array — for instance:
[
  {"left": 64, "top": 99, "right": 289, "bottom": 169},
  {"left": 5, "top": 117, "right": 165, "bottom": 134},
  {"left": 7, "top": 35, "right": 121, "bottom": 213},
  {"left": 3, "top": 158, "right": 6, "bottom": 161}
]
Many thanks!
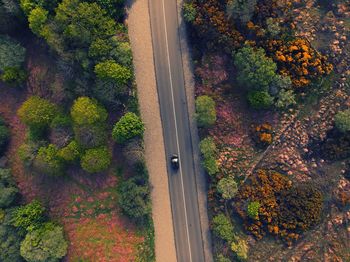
[{"left": 126, "top": 1, "right": 177, "bottom": 261}]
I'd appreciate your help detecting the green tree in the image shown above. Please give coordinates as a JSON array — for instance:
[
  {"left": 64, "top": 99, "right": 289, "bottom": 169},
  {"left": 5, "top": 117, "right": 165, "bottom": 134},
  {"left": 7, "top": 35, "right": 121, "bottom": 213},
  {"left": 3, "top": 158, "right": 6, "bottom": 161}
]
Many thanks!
[
  {"left": 70, "top": 97, "right": 108, "bottom": 125},
  {"left": 335, "top": 109, "right": 350, "bottom": 133},
  {"left": 199, "top": 137, "right": 216, "bottom": 158},
  {"left": 247, "top": 201, "right": 260, "bottom": 219},
  {"left": 203, "top": 157, "right": 219, "bottom": 176},
  {"left": 28, "top": 6, "right": 48, "bottom": 35},
  {"left": 234, "top": 46, "right": 277, "bottom": 90},
  {"left": 182, "top": 3, "right": 197, "bottom": 23},
  {"left": 217, "top": 176, "right": 238, "bottom": 200},
  {"left": 57, "top": 140, "right": 81, "bottom": 162},
  {"left": 247, "top": 90, "right": 274, "bottom": 109},
  {"left": 0, "top": 169, "right": 18, "bottom": 208},
  {"left": 195, "top": 95, "right": 216, "bottom": 127},
  {"left": 20, "top": 223, "right": 68, "bottom": 262},
  {"left": 0, "top": 35, "right": 26, "bottom": 72},
  {"left": 112, "top": 112, "right": 145, "bottom": 144},
  {"left": 0, "top": 224, "right": 23, "bottom": 262},
  {"left": 227, "top": 0, "right": 257, "bottom": 23},
  {"left": 118, "top": 178, "right": 151, "bottom": 220},
  {"left": 94, "top": 59, "right": 132, "bottom": 85},
  {"left": 0, "top": 67, "right": 26, "bottom": 85},
  {"left": 33, "top": 144, "right": 65, "bottom": 176},
  {"left": 20, "top": 0, "right": 45, "bottom": 14},
  {"left": 275, "top": 89, "right": 296, "bottom": 109},
  {"left": 212, "top": 213, "right": 234, "bottom": 242},
  {"left": 81, "top": 146, "right": 111, "bottom": 173},
  {"left": 11, "top": 200, "right": 45, "bottom": 232},
  {"left": 17, "top": 96, "right": 57, "bottom": 129}
]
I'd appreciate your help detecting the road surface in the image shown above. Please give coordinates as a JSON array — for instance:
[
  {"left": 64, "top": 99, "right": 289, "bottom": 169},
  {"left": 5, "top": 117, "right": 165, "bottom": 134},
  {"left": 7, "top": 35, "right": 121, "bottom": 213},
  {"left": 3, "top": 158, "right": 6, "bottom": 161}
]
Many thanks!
[{"left": 148, "top": 0, "right": 206, "bottom": 261}]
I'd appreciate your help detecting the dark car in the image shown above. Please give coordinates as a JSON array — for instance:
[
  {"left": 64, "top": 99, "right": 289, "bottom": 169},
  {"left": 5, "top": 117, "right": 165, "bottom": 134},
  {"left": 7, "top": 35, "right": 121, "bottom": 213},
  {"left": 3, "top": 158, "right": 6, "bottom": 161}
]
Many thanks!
[{"left": 170, "top": 154, "right": 179, "bottom": 169}]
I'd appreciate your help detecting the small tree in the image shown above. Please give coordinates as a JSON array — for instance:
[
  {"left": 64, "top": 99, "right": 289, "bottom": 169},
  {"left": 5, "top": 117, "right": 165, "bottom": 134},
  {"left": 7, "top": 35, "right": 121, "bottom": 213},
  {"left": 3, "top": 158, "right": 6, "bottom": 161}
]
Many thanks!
[
  {"left": 195, "top": 95, "right": 216, "bottom": 127},
  {"left": 70, "top": 97, "right": 108, "bottom": 125},
  {"left": 203, "top": 156, "right": 219, "bottom": 176},
  {"left": 28, "top": 7, "right": 48, "bottom": 35},
  {"left": 231, "top": 237, "right": 248, "bottom": 261},
  {"left": 58, "top": 140, "right": 81, "bottom": 162},
  {"left": 94, "top": 59, "right": 132, "bottom": 85},
  {"left": 17, "top": 96, "right": 57, "bottom": 129},
  {"left": 199, "top": 137, "right": 216, "bottom": 158},
  {"left": 212, "top": 213, "right": 234, "bottom": 242},
  {"left": 81, "top": 147, "right": 111, "bottom": 173},
  {"left": 247, "top": 201, "right": 260, "bottom": 219},
  {"left": 217, "top": 176, "right": 238, "bottom": 200},
  {"left": 20, "top": 223, "right": 68, "bottom": 262},
  {"left": 0, "top": 168, "right": 18, "bottom": 208},
  {"left": 0, "top": 67, "right": 26, "bottom": 85},
  {"left": 275, "top": 89, "right": 296, "bottom": 109},
  {"left": 234, "top": 46, "right": 277, "bottom": 91},
  {"left": 0, "top": 35, "right": 26, "bottom": 72},
  {"left": 33, "top": 144, "right": 65, "bottom": 176},
  {"left": 247, "top": 90, "right": 274, "bottom": 109},
  {"left": 11, "top": 200, "right": 45, "bottom": 232},
  {"left": 112, "top": 112, "right": 144, "bottom": 144},
  {"left": 118, "top": 178, "right": 151, "bottom": 220},
  {"left": 335, "top": 109, "right": 350, "bottom": 133},
  {"left": 182, "top": 3, "right": 197, "bottom": 23}
]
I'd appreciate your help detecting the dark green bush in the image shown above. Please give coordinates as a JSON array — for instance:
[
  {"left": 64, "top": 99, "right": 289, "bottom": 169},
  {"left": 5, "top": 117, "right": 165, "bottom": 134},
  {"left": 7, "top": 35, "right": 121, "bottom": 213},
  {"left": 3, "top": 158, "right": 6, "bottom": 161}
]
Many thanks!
[
  {"left": 80, "top": 146, "right": 111, "bottom": 173},
  {"left": 11, "top": 200, "right": 45, "bottom": 233},
  {"left": 212, "top": 213, "right": 234, "bottom": 242},
  {"left": 0, "top": 168, "right": 18, "bottom": 208},
  {"left": 247, "top": 90, "right": 274, "bottom": 109},
  {"left": 33, "top": 144, "right": 65, "bottom": 176},
  {"left": 0, "top": 224, "right": 23, "bottom": 262},
  {"left": 0, "top": 67, "right": 26, "bottom": 85}
]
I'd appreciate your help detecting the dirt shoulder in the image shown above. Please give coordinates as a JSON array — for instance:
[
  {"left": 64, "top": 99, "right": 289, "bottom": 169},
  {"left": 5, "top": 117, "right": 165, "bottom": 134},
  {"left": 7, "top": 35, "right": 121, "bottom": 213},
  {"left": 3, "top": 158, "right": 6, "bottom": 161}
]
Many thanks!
[{"left": 126, "top": 1, "right": 177, "bottom": 261}]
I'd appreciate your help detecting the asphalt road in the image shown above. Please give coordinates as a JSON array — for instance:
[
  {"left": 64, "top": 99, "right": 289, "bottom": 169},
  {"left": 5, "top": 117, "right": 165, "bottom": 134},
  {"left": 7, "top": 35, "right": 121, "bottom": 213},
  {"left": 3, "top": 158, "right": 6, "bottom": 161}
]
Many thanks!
[{"left": 148, "top": 0, "right": 205, "bottom": 261}]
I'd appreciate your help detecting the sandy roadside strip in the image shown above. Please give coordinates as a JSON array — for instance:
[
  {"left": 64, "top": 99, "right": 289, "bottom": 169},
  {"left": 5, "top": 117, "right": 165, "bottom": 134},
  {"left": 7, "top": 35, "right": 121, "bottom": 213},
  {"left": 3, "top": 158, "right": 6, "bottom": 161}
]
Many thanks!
[{"left": 126, "top": 0, "right": 177, "bottom": 261}]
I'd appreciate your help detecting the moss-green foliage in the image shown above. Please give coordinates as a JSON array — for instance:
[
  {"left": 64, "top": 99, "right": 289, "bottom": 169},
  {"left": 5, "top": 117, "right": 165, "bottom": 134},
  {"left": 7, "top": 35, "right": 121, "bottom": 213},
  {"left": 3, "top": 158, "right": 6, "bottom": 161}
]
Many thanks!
[
  {"left": 18, "top": 140, "right": 45, "bottom": 167},
  {"left": 17, "top": 96, "right": 57, "bottom": 129},
  {"left": 275, "top": 89, "right": 296, "bottom": 109},
  {"left": 28, "top": 6, "right": 48, "bottom": 35},
  {"left": 57, "top": 140, "right": 80, "bottom": 162},
  {"left": 86, "top": 0, "right": 125, "bottom": 19},
  {"left": 0, "top": 35, "right": 26, "bottom": 72},
  {"left": 50, "top": 114, "right": 71, "bottom": 129},
  {"left": 0, "top": 118, "right": 10, "bottom": 155},
  {"left": 195, "top": 95, "right": 216, "bottom": 127},
  {"left": 73, "top": 123, "right": 107, "bottom": 149},
  {"left": 203, "top": 155, "right": 219, "bottom": 176},
  {"left": 199, "top": 137, "right": 218, "bottom": 175},
  {"left": 335, "top": 109, "right": 350, "bottom": 133},
  {"left": 217, "top": 176, "right": 238, "bottom": 200},
  {"left": 112, "top": 112, "right": 144, "bottom": 144},
  {"left": 0, "top": 66, "right": 26, "bottom": 85},
  {"left": 182, "top": 3, "right": 197, "bottom": 23},
  {"left": 227, "top": 0, "right": 257, "bottom": 23},
  {"left": 11, "top": 200, "right": 45, "bottom": 233},
  {"left": 71, "top": 97, "right": 108, "bottom": 126},
  {"left": 231, "top": 237, "right": 248, "bottom": 261},
  {"left": 0, "top": 169, "right": 18, "bottom": 208},
  {"left": 0, "top": 224, "right": 23, "bottom": 262},
  {"left": 247, "top": 201, "right": 260, "bottom": 219},
  {"left": 94, "top": 59, "right": 132, "bottom": 85},
  {"left": 215, "top": 254, "right": 231, "bottom": 262},
  {"left": 20, "top": 223, "right": 68, "bottom": 262},
  {"left": 118, "top": 177, "right": 151, "bottom": 220},
  {"left": 234, "top": 46, "right": 277, "bottom": 91},
  {"left": 212, "top": 213, "right": 234, "bottom": 242},
  {"left": 34, "top": 144, "right": 65, "bottom": 176},
  {"left": 247, "top": 90, "right": 274, "bottom": 109},
  {"left": 81, "top": 146, "right": 111, "bottom": 173}
]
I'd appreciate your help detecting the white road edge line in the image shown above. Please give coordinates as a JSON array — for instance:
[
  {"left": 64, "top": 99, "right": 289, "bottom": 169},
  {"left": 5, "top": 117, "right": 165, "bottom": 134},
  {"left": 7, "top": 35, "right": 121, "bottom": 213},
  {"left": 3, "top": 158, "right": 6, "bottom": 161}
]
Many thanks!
[{"left": 161, "top": 0, "right": 193, "bottom": 261}]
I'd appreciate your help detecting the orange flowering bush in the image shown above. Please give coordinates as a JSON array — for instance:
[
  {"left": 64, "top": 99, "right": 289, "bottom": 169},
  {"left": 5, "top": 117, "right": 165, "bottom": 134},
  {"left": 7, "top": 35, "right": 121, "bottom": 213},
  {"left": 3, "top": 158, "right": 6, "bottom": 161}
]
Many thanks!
[
  {"left": 265, "top": 38, "right": 333, "bottom": 88},
  {"left": 254, "top": 123, "right": 273, "bottom": 147}
]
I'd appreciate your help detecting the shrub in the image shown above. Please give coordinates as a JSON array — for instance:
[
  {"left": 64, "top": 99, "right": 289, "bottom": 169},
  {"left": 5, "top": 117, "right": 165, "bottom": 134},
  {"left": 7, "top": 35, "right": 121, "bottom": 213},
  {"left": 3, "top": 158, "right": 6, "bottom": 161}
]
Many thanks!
[
  {"left": 11, "top": 200, "right": 45, "bottom": 232},
  {"left": 212, "top": 213, "right": 234, "bottom": 242},
  {"left": 50, "top": 115, "right": 71, "bottom": 129},
  {"left": 94, "top": 59, "right": 132, "bottom": 85},
  {"left": 20, "top": 223, "right": 68, "bottom": 262},
  {"left": 33, "top": 144, "right": 65, "bottom": 176},
  {"left": 275, "top": 89, "right": 296, "bottom": 109},
  {"left": 247, "top": 201, "right": 260, "bottom": 219},
  {"left": 118, "top": 178, "right": 151, "bottom": 220},
  {"left": 195, "top": 95, "right": 216, "bottom": 127},
  {"left": 0, "top": 67, "right": 26, "bottom": 85},
  {"left": 203, "top": 156, "right": 219, "bottom": 176},
  {"left": 234, "top": 46, "right": 277, "bottom": 90},
  {"left": 199, "top": 137, "right": 216, "bottom": 158},
  {"left": 112, "top": 112, "right": 144, "bottom": 144},
  {"left": 247, "top": 90, "right": 274, "bottom": 109},
  {"left": 73, "top": 123, "right": 107, "bottom": 149},
  {"left": 231, "top": 237, "right": 248, "bottom": 261},
  {"left": 217, "top": 176, "right": 238, "bottom": 200},
  {"left": 335, "top": 109, "right": 350, "bottom": 133},
  {"left": 0, "top": 35, "right": 26, "bottom": 72},
  {"left": 81, "top": 147, "right": 111, "bottom": 173},
  {"left": 17, "top": 96, "right": 57, "bottom": 129},
  {"left": 0, "top": 224, "right": 23, "bottom": 262},
  {"left": 215, "top": 254, "right": 231, "bottom": 262},
  {"left": 122, "top": 138, "right": 145, "bottom": 167},
  {"left": 71, "top": 97, "right": 108, "bottom": 125},
  {"left": 182, "top": 3, "right": 196, "bottom": 23},
  {"left": 227, "top": 0, "right": 256, "bottom": 23},
  {"left": 18, "top": 140, "right": 45, "bottom": 167},
  {"left": 28, "top": 6, "right": 48, "bottom": 35},
  {"left": 57, "top": 140, "right": 80, "bottom": 162},
  {"left": 0, "top": 121, "right": 10, "bottom": 155},
  {"left": 0, "top": 169, "right": 18, "bottom": 208}
]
